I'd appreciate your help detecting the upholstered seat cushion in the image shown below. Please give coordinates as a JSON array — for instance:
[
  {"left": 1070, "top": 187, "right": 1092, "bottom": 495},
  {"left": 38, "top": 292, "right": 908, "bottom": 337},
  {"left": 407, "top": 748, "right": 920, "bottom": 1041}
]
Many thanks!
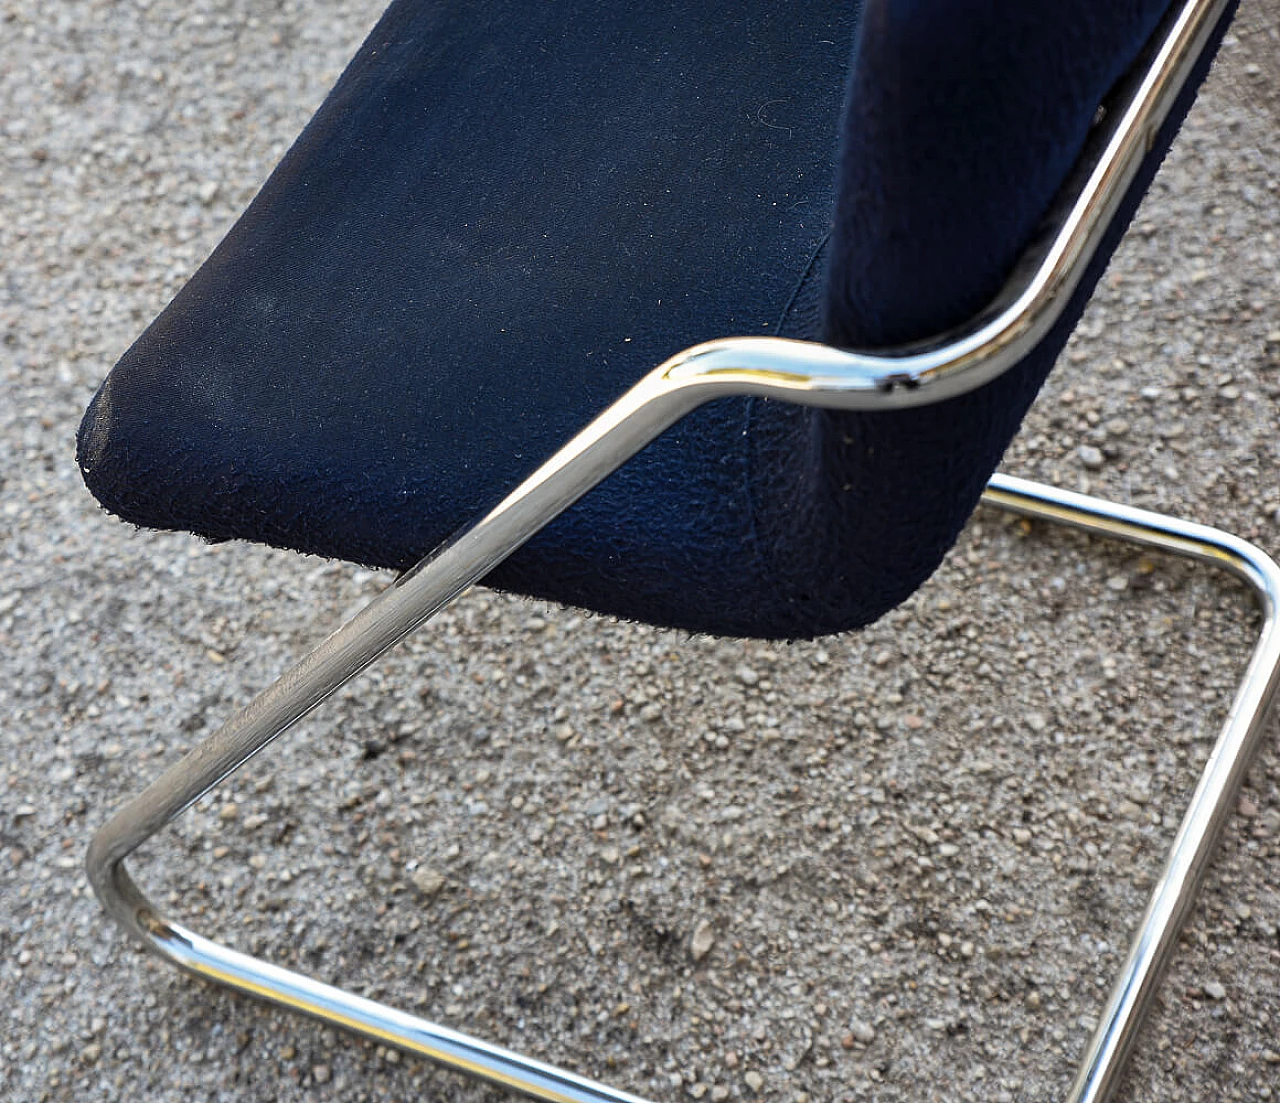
[{"left": 78, "top": 0, "right": 1229, "bottom": 638}]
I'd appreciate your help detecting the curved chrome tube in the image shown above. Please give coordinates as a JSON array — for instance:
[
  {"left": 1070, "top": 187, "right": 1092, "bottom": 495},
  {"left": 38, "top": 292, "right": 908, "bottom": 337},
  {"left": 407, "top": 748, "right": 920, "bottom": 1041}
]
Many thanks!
[
  {"left": 87, "top": 1, "right": 1261, "bottom": 1101},
  {"left": 88, "top": 468, "right": 1280, "bottom": 1103},
  {"left": 660, "top": 0, "right": 1227, "bottom": 409},
  {"left": 984, "top": 477, "right": 1280, "bottom": 1103}
]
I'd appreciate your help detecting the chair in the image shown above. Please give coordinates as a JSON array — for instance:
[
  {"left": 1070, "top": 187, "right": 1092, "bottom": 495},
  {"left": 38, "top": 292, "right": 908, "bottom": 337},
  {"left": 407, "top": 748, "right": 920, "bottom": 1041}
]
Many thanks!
[{"left": 77, "top": 1, "right": 1279, "bottom": 1100}]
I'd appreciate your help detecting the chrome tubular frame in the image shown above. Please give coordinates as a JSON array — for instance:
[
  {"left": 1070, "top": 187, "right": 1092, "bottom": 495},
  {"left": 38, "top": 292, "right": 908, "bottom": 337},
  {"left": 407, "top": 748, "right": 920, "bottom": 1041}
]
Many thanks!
[
  {"left": 89, "top": 472, "right": 1280, "bottom": 1103},
  {"left": 88, "top": 1, "right": 1265, "bottom": 1102}
]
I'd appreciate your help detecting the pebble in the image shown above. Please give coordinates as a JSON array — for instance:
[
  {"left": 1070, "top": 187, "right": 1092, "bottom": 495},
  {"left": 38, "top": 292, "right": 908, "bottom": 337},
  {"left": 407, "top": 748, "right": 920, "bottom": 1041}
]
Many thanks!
[
  {"left": 690, "top": 920, "right": 716, "bottom": 962},
  {"left": 735, "top": 665, "right": 759, "bottom": 687},
  {"left": 744, "top": 1071, "right": 764, "bottom": 1093},
  {"left": 849, "top": 1018, "right": 876, "bottom": 1045},
  {"left": 313, "top": 1064, "right": 331, "bottom": 1084},
  {"left": 411, "top": 867, "right": 446, "bottom": 898},
  {"left": 1203, "top": 981, "right": 1227, "bottom": 1001},
  {"left": 1078, "top": 444, "right": 1105, "bottom": 469}
]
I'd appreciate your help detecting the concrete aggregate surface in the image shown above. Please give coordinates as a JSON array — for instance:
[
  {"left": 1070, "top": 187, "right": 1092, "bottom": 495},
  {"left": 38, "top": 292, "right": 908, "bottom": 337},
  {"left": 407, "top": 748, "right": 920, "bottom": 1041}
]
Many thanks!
[{"left": 2, "top": 2, "right": 1279, "bottom": 1101}]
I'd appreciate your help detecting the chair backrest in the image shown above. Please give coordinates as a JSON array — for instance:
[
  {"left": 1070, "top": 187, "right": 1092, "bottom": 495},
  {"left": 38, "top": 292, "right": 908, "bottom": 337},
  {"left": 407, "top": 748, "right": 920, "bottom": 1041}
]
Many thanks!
[
  {"left": 827, "top": 0, "right": 1177, "bottom": 349},
  {"left": 751, "top": 0, "right": 1237, "bottom": 640},
  {"left": 76, "top": 0, "right": 1236, "bottom": 639}
]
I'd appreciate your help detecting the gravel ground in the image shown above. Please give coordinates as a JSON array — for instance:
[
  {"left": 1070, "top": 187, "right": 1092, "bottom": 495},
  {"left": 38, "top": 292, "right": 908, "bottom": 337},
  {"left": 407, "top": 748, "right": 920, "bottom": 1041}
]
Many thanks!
[{"left": 3, "top": 2, "right": 1279, "bottom": 1101}]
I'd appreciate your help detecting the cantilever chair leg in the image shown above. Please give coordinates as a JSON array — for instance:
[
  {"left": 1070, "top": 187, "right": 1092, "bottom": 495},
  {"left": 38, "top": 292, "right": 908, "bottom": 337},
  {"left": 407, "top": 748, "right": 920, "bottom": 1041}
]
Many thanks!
[
  {"left": 87, "top": 462, "right": 1280, "bottom": 1103},
  {"left": 85, "top": 4, "right": 1262, "bottom": 1100}
]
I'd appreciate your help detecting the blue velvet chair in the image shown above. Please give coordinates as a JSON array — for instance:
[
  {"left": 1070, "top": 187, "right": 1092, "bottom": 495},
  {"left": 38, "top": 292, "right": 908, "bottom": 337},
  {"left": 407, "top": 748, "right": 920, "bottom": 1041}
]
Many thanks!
[{"left": 80, "top": 2, "right": 1280, "bottom": 1101}]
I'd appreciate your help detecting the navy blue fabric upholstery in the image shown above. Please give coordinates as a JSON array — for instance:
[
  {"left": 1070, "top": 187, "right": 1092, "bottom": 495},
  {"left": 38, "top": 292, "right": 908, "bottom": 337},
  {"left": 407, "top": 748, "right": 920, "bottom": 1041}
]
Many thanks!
[{"left": 78, "top": 0, "right": 1233, "bottom": 638}]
